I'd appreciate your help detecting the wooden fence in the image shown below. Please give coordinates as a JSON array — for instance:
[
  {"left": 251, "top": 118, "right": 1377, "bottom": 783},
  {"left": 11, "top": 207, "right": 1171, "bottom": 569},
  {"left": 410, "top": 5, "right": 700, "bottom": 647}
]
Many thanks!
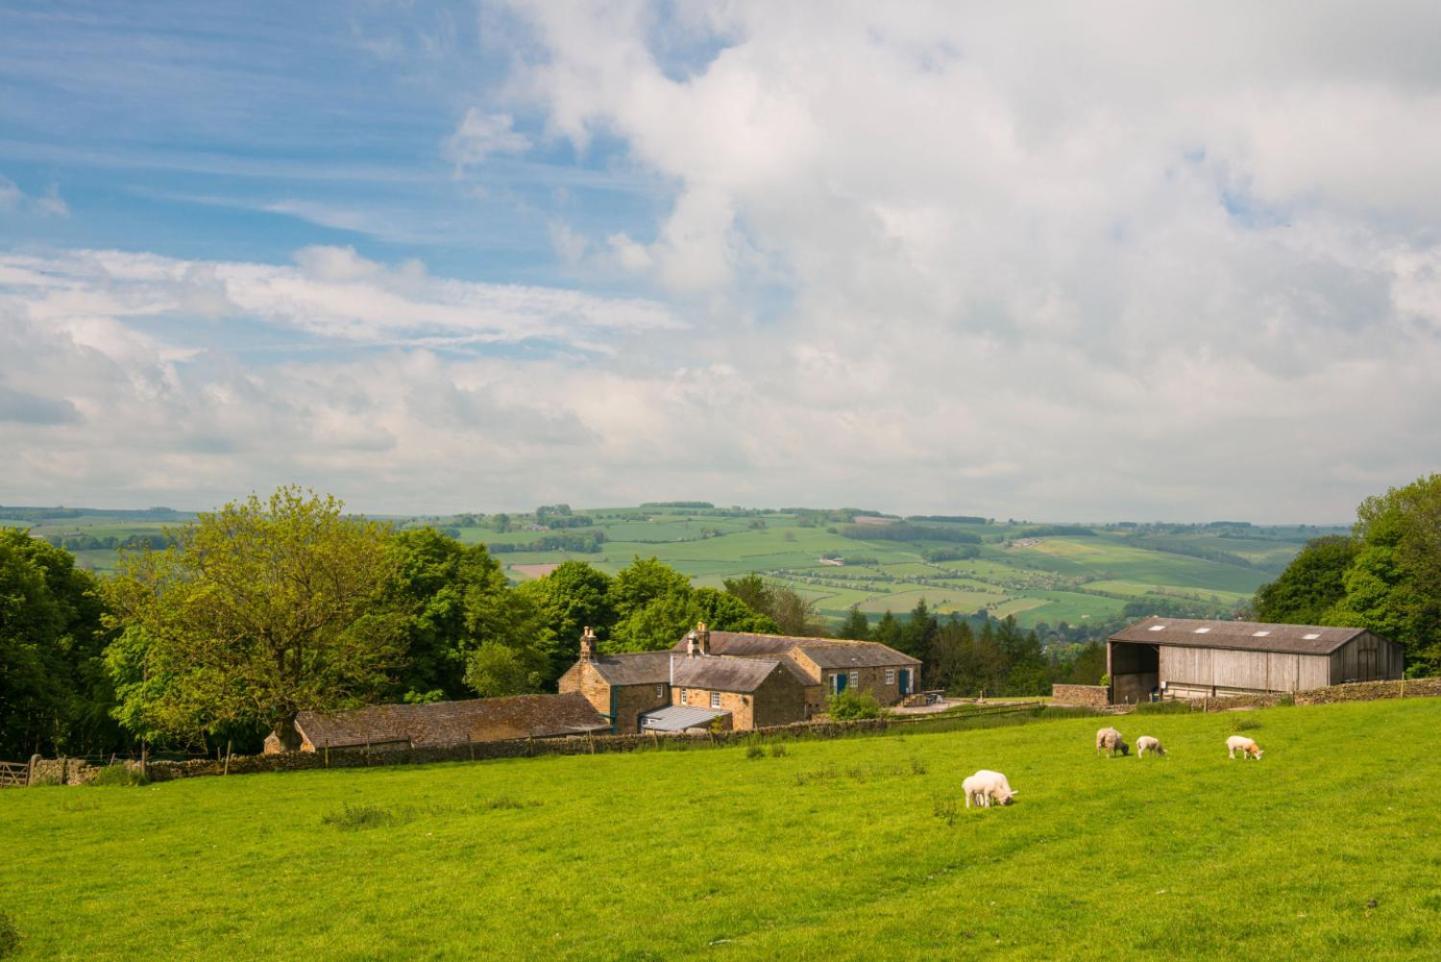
[{"left": 0, "top": 760, "right": 30, "bottom": 788}]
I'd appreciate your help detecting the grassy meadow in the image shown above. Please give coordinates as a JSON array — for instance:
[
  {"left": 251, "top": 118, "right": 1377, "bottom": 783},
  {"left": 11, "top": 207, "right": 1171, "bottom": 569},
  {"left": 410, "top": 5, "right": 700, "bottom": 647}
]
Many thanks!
[
  {"left": 3, "top": 697, "right": 1439, "bottom": 960},
  {"left": 3, "top": 502, "right": 1344, "bottom": 627}
]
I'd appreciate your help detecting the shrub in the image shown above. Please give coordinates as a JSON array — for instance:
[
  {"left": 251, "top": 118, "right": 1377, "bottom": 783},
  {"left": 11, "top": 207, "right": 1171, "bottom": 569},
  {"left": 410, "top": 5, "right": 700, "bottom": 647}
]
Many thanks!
[
  {"left": 910, "top": 757, "right": 928, "bottom": 776},
  {"left": 89, "top": 765, "right": 149, "bottom": 787},
  {"left": 1231, "top": 717, "right": 1262, "bottom": 732},
  {"left": 745, "top": 744, "right": 765, "bottom": 760},
  {"left": 0, "top": 911, "right": 19, "bottom": 959},
  {"left": 768, "top": 743, "right": 788, "bottom": 758},
  {"left": 321, "top": 804, "right": 397, "bottom": 830},
  {"left": 1134, "top": 700, "right": 1192, "bottom": 715},
  {"left": 827, "top": 689, "right": 884, "bottom": 720}
]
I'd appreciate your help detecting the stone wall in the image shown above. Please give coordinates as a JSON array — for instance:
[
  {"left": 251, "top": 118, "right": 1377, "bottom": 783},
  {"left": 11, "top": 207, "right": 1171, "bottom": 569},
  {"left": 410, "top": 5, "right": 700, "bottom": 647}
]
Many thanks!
[
  {"left": 1295, "top": 676, "right": 1441, "bottom": 706},
  {"left": 1051, "top": 684, "right": 1109, "bottom": 708},
  {"left": 25, "top": 757, "right": 147, "bottom": 785}
]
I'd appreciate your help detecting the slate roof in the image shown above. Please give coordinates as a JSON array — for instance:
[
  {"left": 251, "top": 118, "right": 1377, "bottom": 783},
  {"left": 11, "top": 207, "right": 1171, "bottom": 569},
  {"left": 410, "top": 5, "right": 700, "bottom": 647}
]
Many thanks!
[
  {"left": 640, "top": 705, "right": 731, "bottom": 731},
  {"left": 583, "top": 651, "right": 674, "bottom": 686},
  {"left": 1110, "top": 617, "right": 1369, "bottom": 656},
  {"left": 293, "top": 693, "right": 609, "bottom": 749},
  {"left": 671, "top": 654, "right": 784, "bottom": 692},
  {"left": 671, "top": 631, "right": 921, "bottom": 685}
]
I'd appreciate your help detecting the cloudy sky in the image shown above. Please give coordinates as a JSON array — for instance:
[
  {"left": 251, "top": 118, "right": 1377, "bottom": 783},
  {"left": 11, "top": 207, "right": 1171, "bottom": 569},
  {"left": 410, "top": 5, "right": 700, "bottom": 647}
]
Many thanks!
[{"left": 3, "top": 2, "right": 1439, "bottom": 521}]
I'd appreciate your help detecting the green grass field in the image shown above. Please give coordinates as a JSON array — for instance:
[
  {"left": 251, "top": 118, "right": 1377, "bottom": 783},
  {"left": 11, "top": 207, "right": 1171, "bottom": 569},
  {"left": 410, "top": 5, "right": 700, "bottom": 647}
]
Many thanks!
[
  {"left": 4, "top": 504, "right": 1346, "bottom": 629},
  {"left": 3, "top": 697, "right": 1438, "bottom": 960}
]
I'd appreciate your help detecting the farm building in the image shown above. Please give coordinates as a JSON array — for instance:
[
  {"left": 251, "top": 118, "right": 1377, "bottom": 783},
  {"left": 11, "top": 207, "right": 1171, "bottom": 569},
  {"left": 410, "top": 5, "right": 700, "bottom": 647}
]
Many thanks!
[
  {"left": 1108, "top": 616, "right": 1403, "bottom": 703},
  {"left": 559, "top": 623, "right": 920, "bottom": 732},
  {"left": 262, "top": 692, "right": 610, "bottom": 754}
]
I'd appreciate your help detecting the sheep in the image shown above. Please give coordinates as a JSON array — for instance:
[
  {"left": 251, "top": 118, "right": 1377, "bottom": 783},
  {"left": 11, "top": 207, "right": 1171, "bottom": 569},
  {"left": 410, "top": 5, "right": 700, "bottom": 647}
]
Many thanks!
[
  {"left": 1226, "top": 735, "right": 1264, "bottom": 760},
  {"left": 962, "top": 769, "right": 1017, "bottom": 808},
  {"left": 1095, "top": 726, "right": 1129, "bottom": 757},
  {"left": 1136, "top": 735, "right": 1165, "bottom": 758}
]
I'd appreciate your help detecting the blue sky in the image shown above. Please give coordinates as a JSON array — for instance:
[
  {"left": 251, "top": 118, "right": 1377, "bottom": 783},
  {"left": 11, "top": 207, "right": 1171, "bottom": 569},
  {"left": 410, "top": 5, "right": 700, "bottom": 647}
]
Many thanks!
[{"left": 2, "top": 2, "right": 1440, "bottom": 520}]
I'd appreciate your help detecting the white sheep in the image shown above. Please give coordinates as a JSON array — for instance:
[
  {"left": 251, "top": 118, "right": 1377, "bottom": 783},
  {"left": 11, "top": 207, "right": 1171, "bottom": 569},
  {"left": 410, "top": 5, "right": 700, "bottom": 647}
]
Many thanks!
[
  {"left": 1226, "top": 735, "right": 1263, "bottom": 760},
  {"left": 962, "top": 769, "right": 1017, "bottom": 808},
  {"left": 1136, "top": 735, "right": 1165, "bottom": 758},
  {"left": 1095, "top": 726, "right": 1129, "bottom": 757}
]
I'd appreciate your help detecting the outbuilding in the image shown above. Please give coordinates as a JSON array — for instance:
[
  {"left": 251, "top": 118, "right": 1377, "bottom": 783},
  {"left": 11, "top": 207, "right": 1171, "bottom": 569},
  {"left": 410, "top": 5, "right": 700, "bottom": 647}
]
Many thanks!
[{"left": 1108, "top": 617, "right": 1403, "bottom": 703}]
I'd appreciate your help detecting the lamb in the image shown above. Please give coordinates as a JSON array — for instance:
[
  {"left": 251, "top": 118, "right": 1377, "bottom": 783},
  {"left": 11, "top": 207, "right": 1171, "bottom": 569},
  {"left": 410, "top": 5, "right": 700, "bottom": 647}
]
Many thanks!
[
  {"left": 962, "top": 769, "right": 1017, "bottom": 808},
  {"left": 1095, "top": 726, "right": 1129, "bottom": 757},
  {"left": 1226, "top": 735, "right": 1264, "bottom": 760},
  {"left": 1136, "top": 735, "right": 1165, "bottom": 758}
]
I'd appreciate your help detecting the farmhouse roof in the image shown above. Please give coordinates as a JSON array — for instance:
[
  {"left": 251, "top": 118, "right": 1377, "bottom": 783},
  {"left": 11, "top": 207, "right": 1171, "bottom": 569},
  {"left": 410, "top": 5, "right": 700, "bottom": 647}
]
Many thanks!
[
  {"left": 671, "top": 654, "right": 784, "bottom": 693},
  {"left": 640, "top": 705, "right": 730, "bottom": 732},
  {"left": 1110, "top": 617, "right": 1370, "bottom": 656},
  {"left": 584, "top": 651, "right": 674, "bottom": 686},
  {"left": 672, "top": 631, "right": 921, "bottom": 684},
  {"left": 293, "top": 693, "right": 608, "bottom": 749}
]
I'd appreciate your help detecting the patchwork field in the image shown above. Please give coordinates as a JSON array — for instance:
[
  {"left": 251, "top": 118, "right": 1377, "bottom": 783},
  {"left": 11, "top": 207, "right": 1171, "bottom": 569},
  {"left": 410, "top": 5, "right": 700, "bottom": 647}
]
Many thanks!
[
  {"left": 2, "top": 503, "right": 1345, "bottom": 629},
  {"left": 2, "top": 697, "right": 1438, "bottom": 960}
]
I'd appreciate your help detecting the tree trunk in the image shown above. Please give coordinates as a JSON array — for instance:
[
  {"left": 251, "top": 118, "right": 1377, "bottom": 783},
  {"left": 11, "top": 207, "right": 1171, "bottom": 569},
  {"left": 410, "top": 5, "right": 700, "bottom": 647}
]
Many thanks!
[{"left": 270, "top": 713, "right": 302, "bottom": 752}]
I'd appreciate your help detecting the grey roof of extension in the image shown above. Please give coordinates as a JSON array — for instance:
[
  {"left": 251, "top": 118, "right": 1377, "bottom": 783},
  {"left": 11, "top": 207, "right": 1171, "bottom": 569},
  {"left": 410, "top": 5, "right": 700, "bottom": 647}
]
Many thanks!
[{"left": 1110, "top": 617, "right": 1371, "bottom": 656}]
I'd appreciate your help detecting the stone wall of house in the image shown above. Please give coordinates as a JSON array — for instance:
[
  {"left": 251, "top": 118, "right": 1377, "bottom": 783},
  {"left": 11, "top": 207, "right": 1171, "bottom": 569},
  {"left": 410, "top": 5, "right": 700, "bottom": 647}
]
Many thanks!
[
  {"left": 817, "top": 664, "right": 915, "bottom": 707},
  {"left": 1295, "top": 676, "right": 1441, "bottom": 706},
  {"left": 612, "top": 682, "right": 671, "bottom": 733},
  {"left": 675, "top": 685, "right": 747, "bottom": 727},
  {"left": 751, "top": 670, "right": 808, "bottom": 728},
  {"left": 1051, "top": 684, "right": 1110, "bottom": 708}
]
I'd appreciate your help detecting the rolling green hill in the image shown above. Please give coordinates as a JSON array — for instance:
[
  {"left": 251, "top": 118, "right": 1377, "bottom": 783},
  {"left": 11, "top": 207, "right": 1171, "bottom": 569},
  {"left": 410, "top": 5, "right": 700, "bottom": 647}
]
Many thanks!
[
  {"left": 2, "top": 697, "right": 1437, "bottom": 960},
  {"left": 1, "top": 503, "right": 1345, "bottom": 631}
]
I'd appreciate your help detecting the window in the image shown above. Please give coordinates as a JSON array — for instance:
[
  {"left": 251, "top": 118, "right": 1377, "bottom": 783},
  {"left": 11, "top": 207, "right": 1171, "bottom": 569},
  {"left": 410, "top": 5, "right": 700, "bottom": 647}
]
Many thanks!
[
  {"left": 885, "top": 669, "right": 896, "bottom": 685},
  {"left": 710, "top": 690, "right": 721, "bottom": 708},
  {"left": 656, "top": 685, "right": 665, "bottom": 698},
  {"left": 680, "top": 688, "right": 688, "bottom": 705},
  {"left": 849, "top": 670, "right": 859, "bottom": 687}
]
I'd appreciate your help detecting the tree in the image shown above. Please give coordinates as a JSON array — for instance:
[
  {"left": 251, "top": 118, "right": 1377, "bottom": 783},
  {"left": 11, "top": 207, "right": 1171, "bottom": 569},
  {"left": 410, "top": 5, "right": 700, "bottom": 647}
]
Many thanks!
[
  {"left": 1327, "top": 475, "right": 1441, "bottom": 673},
  {"left": 837, "top": 606, "right": 870, "bottom": 641},
  {"left": 463, "top": 641, "right": 547, "bottom": 697},
  {"left": 723, "top": 574, "right": 775, "bottom": 618},
  {"left": 104, "top": 487, "right": 404, "bottom": 748},
  {"left": 901, "top": 597, "right": 939, "bottom": 666},
  {"left": 872, "top": 611, "right": 902, "bottom": 650},
  {"left": 0, "top": 530, "right": 117, "bottom": 758},
  {"left": 769, "top": 587, "right": 825, "bottom": 636},
  {"left": 611, "top": 557, "right": 693, "bottom": 620},
  {"left": 1253, "top": 535, "right": 1357, "bottom": 624},
  {"left": 516, "top": 561, "right": 615, "bottom": 680},
  {"left": 692, "top": 588, "right": 778, "bottom": 634}
]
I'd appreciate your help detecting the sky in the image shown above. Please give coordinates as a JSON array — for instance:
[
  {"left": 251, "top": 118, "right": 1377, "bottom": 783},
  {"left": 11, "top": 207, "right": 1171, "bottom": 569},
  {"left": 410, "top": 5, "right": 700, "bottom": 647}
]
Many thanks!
[{"left": 2, "top": 1, "right": 1440, "bottom": 522}]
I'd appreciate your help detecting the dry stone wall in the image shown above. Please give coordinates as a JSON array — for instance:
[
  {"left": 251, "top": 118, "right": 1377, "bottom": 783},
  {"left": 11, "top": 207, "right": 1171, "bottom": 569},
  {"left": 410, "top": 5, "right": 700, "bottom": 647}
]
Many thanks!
[
  {"left": 1295, "top": 676, "right": 1441, "bottom": 705},
  {"left": 1051, "top": 685, "right": 1109, "bottom": 709}
]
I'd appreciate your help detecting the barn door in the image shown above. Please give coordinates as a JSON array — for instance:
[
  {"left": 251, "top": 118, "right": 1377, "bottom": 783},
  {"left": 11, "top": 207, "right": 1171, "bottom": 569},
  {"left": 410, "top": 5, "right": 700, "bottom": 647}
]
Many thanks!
[
  {"left": 899, "top": 669, "right": 911, "bottom": 696},
  {"left": 834, "top": 673, "right": 848, "bottom": 693}
]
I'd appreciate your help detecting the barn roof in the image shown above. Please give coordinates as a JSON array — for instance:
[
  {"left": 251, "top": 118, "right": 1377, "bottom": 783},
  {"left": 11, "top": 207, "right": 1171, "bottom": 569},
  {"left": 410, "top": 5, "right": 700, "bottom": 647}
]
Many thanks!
[
  {"left": 293, "top": 693, "right": 608, "bottom": 749},
  {"left": 640, "top": 705, "right": 730, "bottom": 731},
  {"left": 1110, "top": 617, "right": 1369, "bottom": 655},
  {"left": 671, "top": 654, "right": 784, "bottom": 693}
]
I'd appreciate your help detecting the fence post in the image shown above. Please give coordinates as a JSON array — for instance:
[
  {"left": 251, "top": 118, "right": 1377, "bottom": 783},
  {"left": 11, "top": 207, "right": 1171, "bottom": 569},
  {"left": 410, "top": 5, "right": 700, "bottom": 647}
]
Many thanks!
[{"left": 28, "top": 754, "right": 40, "bottom": 787}]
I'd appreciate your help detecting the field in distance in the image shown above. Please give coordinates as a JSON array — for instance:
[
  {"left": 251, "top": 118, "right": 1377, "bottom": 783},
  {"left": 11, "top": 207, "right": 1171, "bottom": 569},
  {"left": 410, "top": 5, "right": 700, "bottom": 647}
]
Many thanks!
[
  {"left": 4, "top": 502, "right": 1345, "bottom": 629},
  {"left": 2, "top": 697, "right": 1437, "bottom": 960}
]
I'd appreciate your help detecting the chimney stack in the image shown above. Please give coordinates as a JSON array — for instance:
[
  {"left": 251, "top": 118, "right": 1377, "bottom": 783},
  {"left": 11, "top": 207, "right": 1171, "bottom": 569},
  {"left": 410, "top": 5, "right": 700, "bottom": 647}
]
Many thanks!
[
  {"left": 685, "top": 630, "right": 699, "bottom": 658},
  {"left": 697, "top": 621, "right": 711, "bottom": 656},
  {"left": 579, "top": 626, "right": 597, "bottom": 662}
]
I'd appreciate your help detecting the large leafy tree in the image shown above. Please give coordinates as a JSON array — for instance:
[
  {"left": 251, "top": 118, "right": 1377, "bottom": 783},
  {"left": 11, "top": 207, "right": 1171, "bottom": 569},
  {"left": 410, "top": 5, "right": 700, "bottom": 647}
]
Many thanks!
[
  {"left": 516, "top": 561, "right": 615, "bottom": 680},
  {"left": 104, "top": 487, "right": 405, "bottom": 748},
  {"left": 1326, "top": 475, "right": 1441, "bottom": 673},
  {"left": 0, "top": 530, "right": 117, "bottom": 758},
  {"left": 1253, "top": 535, "right": 1357, "bottom": 624},
  {"left": 607, "top": 557, "right": 777, "bottom": 651}
]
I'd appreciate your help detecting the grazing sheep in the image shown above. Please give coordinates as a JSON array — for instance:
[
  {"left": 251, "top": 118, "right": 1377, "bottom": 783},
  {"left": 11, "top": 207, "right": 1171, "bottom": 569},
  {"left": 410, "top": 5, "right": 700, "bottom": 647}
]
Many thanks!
[
  {"left": 1095, "top": 726, "right": 1129, "bottom": 757},
  {"left": 962, "top": 769, "right": 1017, "bottom": 808},
  {"left": 1226, "top": 735, "right": 1264, "bottom": 760},
  {"left": 1136, "top": 735, "right": 1165, "bottom": 758}
]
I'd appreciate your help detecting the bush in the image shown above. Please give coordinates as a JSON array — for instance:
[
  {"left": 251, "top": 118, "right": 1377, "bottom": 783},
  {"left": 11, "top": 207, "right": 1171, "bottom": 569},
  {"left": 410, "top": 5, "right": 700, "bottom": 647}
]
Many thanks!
[
  {"left": 826, "top": 689, "right": 884, "bottom": 720},
  {"left": 89, "top": 765, "right": 149, "bottom": 787},
  {"left": 768, "top": 743, "right": 788, "bottom": 758},
  {"left": 0, "top": 911, "right": 19, "bottom": 959},
  {"left": 1230, "top": 717, "right": 1262, "bottom": 732},
  {"left": 745, "top": 744, "right": 765, "bottom": 760}
]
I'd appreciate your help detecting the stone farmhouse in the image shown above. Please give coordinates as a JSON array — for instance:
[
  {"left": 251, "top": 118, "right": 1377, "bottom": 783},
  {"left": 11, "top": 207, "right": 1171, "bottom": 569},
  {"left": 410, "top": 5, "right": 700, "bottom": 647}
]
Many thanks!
[
  {"left": 262, "top": 692, "right": 610, "bottom": 754},
  {"left": 559, "top": 623, "right": 921, "bottom": 733}
]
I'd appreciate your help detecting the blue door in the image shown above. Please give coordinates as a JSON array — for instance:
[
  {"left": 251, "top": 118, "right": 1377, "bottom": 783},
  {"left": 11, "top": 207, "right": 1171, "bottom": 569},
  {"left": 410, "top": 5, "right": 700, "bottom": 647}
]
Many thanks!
[
  {"left": 899, "top": 669, "right": 911, "bottom": 696},
  {"left": 834, "top": 673, "right": 848, "bottom": 693}
]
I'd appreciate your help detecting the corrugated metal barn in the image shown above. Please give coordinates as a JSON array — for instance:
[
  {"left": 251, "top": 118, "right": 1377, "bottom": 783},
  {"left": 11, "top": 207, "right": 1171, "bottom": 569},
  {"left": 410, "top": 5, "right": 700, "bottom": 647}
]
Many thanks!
[{"left": 1108, "top": 617, "right": 1403, "bottom": 703}]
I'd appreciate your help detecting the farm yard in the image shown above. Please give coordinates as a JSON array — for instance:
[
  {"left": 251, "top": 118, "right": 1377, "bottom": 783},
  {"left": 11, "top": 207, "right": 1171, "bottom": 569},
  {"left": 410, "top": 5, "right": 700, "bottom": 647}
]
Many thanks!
[
  {"left": 3, "top": 697, "right": 1439, "bottom": 960},
  {"left": 3, "top": 502, "right": 1343, "bottom": 630}
]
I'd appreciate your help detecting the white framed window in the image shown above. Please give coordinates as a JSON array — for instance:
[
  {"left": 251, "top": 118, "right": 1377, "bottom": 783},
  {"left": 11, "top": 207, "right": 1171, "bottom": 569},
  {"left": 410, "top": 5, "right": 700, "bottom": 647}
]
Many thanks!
[
  {"left": 885, "top": 669, "right": 896, "bottom": 685},
  {"left": 710, "top": 690, "right": 721, "bottom": 708},
  {"left": 680, "top": 688, "right": 688, "bottom": 705},
  {"left": 655, "top": 685, "right": 665, "bottom": 699},
  {"left": 849, "top": 670, "right": 859, "bottom": 687}
]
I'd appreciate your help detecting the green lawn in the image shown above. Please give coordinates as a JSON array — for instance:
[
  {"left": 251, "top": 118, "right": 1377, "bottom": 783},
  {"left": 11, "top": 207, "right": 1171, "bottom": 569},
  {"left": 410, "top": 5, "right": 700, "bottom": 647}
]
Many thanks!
[{"left": 3, "top": 698, "right": 1439, "bottom": 960}]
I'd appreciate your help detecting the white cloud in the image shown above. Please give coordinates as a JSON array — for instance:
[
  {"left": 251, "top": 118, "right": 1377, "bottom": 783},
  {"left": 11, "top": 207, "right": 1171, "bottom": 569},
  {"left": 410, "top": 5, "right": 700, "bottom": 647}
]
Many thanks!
[
  {"left": 0, "top": 174, "right": 69, "bottom": 217},
  {"left": 443, "top": 108, "right": 531, "bottom": 168}
]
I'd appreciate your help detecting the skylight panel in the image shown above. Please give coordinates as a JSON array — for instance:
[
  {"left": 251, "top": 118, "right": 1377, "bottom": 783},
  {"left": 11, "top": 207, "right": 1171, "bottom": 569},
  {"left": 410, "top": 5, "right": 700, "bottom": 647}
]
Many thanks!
[
  {"left": 1302, "top": 633, "right": 1321, "bottom": 640},
  {"left": 1148, "top": 624, "right": 1166, "bottom": 631},
  {"left": 1252, "top": 630, "right": 1271, "bottom": 637},
  {"left": 1193, "top": 627, "right": 1211, "bottom": 634}
]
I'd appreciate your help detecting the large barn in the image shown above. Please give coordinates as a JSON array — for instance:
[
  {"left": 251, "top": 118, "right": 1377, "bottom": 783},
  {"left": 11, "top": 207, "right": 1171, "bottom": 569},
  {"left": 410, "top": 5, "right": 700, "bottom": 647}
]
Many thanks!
[{"left": 1108, "top": 616, "right": 1403, "bottom": 703}]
